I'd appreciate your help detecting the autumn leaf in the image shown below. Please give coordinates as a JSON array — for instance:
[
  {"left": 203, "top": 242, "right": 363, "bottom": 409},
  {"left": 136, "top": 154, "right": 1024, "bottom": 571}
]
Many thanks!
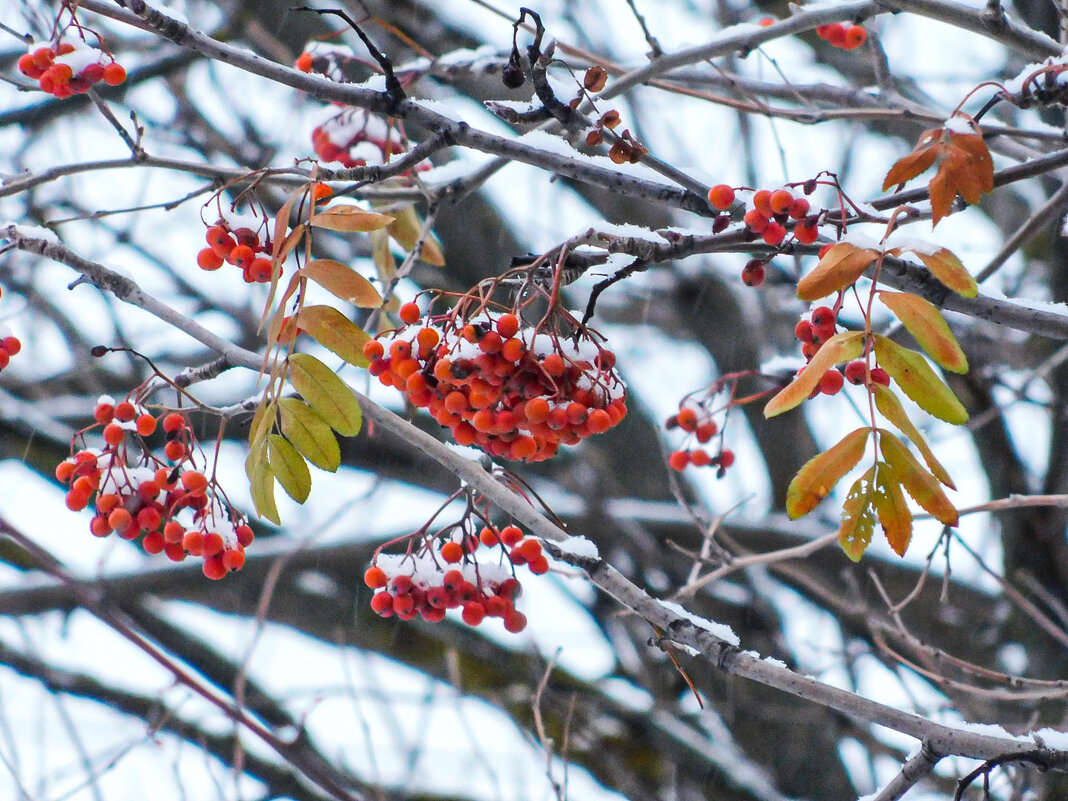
[
  {"left": 881, "top": 114, "right": 994, "bottom": 226},
  {"left": 310, "top": 205, "right": 394, "bottom": 233},
  {"left": 877, "top": 291, "right": 968, "bottom": 373},
  {"left": 887, "top": 244, "right": 978, "bottom": 298},
  {"left": 872, "top": 335, "right": 968, "bottom": 425},
  {"left": 839, "top": 466, "right": 877, "bottom": 562},
  {"left": 268, "top": 433, "right": 312, "bottom": 503},
  {"left": 796, "top": 242, "right": 879, "bottom": 301},
  {"left": 764, "top": 331, "right": 865, "bottom": 418},
  {"left": 872, "top": 464, "right": 913, "bottom": 557},
  {"left": 387, "top": 205, "right": 446, "bottom": 266},
  {"left": 300, "top": 259, "right": 383, "bottom": 308},
  {"left": 246, "top": 437, "right": 280, "bottom": 525},
  {"left": 879, "top": 430, "right": 959, "bottom": 526},
  {"left": 293, "top": 305, "right": 372, "bottom": 367},
  {"left": 786, "top": 427, "right": 870, "bottom": 519},
  {"left": 278, "top": 397, "right": 341, "bottom": 472},
  {"left": 871, "top": 384, "right": 955, "bottom": 488}
]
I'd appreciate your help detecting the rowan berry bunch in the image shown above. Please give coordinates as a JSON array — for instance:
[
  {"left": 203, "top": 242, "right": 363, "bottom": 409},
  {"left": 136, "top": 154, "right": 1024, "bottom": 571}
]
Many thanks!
[
  {"left": 310, "top": 108, "right": 415, "bottom": 169},
  {"left": 793, "top": 303, "right": 890, "bottom": 396},
  {"left": 56, "top": 397, "right": 253, "bottom": 579},
  {"left": 665, "top": 399, "right": 735, "bottom": 476},
  {"left": 707, "top": 182, "right": 822, "bottom": 286},
  {"left": 816, "top": 23, "right": 868, "bottom": 50},
  {"left": 17, "top": 38, "right": 125, "bottom": 98},
  {"left": 364, "top": 299, "right": 627, "bottom": 462},
  {"left": 196, "top": 216, "right": 276, "bottom": 283},
  {"left": 365, "top": 518, "right": 545, "bottom": 632},
  {"left": 0, "top": 319, "right": 20, "bottom": 373}
]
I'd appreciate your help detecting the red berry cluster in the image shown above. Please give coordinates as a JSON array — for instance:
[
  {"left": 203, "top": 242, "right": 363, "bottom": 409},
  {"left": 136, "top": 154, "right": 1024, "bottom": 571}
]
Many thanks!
[
  {"left": 56, "top": 398, "right": 253, "bottom": 579},
  {"left": 196, "top": 219, "right": 276, "bottom": 283},
  {"left": 311, "top": 108, "right": 409, "bottom": 168},
  {"left": 0, "top": 322, "right": 21, "bottom": 372},
  {"left": 17, "top": 41, "right": 125, "bottom": 98},
  {"left": 793, "top": 306, "right": 889, "bottom": 394},
  {"left": 816, "top": 23, "right": 867, "bottom": 50},
  {"left": 665, "top": 405, "right": 735, "bottom": 476},
  {"left": 365, "top": 523, "right": 543, "bottom": 632},
  {"left": 364, "top": 306, "right": 627, "bottom": 462}
]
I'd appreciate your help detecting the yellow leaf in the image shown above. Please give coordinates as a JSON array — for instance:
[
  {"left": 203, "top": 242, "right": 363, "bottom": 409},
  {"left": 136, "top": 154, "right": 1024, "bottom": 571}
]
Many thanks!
[
  {"left": 872, "top": 335, "right": 968, "bottom": 425},
  {"left": 871, "top": 384, "right": 955, "bottom": 489},
  {"left": 288, "top": 353, "right": 363, "bottom": 437},
  {"left": 872, "top": 464, "right": 913, "bottom": 557},
  {"left": 246, "top": 438, "right": 280, "bottom": 525},
  {"left": 268, "top": 433, "right": 312, "bottom": 503},
  {"left": 370, "top": 228, "right": 396, "bottom": 285},
  {"left": 765, "top": 332, "right": 865, "bottom": 418},
  {"left": 877, "top": 291, "right": 968, "bottom": 373},
  {"left": 388, "top": 205, "right": 445, "bottom": 266},
  {"left": 797, "top": 243, "right": 879, "bottom": 302},
  {"left": 879, "top": 430, "right": 958, "bottom": 526},
  {"left": 786, "top": 427, "right": 870, "bottom": 519},
  {"left": 293, "top": 305, "right": 372, "bottom": 367},
  {"left": 310, "top": 206, "right": 394, "bottom": 233},
  {"left": 905, "top": 247, "right": 977, "bottom": 298},
  {"left": 839, "top": 466, "right": 877, "bottom": 562},
  {"left": 278, "top": 397, "right": 341, "bottom": 472},
  {"left": 247, "top": 401, "right": 277, "bottom": 449},
  {"left": 300, "top": 259, "right": 383, "bottom": 308}
]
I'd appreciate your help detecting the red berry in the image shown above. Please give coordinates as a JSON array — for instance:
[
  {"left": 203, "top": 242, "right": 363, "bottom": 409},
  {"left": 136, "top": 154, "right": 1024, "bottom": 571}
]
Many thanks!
[
  {"left": 364, "top": 566, "right": 388, "bottom": 588},
  {"left": 504, "top": 611, "right": 528, "bottom": 633},
  {"left": 842, "top": 25, "right": 867, "bottom": 50},
  {"left": 752, "top": 189, "right": 773, "bottom": 216},
  {"left": 707, "top": 184, "right": 735, "bottom": 211},
  {"left": 811, "top": 306, "right": 836, "bottom": 328},
  {"left": 669, "top": 450, "right": 690, "bottom": 471},
  {"left": 870, "top": 367, "right": 891, "bottom": 386},
  {"left": 462, "top": 602, "right": 486, "bottom": 626},
  {"left": 440, "top": 541, "right": 464, "bottom": 563},
  {"left": 496, "top": 313, "right": 520, "bottom": 339},
  {"left": 500, "top": 525, "right": 523, "bottom": 547},
  {"left": 114, "top": 401, "right": 137, "bottom": 422},
  {"left": 794, "top": 320, "right": 815, "bottom": 342},
  {"left": 197, "top": 248, "right": 224, "bottom": 271},
  {"left": 769, "top": 189, "right": 793, "bottom": 214},
  {"left": 742, "top": 262, "right": 766, "bottom": 286},
  {"left": 844, "top": 360, "right": 867, "bottom": 385},
  {"left": 370, "top": 592, "right": 394, "bottom": 616},
  {"left": 819, "top": 369, "right": 844, "bottom": 395},
  {"left": 719, "top": 449, "right": 735, "bottom": 468},
  {"left": 1, "top": 337, "right": 21, "bottom": 355},
  {"left": 695, "top": 421, "right": 718, "bottom": 443},
  {"left": 793, "top": 223, "right": 819, "bottom": 245},
  {"left": 102, "top": 62, "right": 126, "bottom": 86},
  {"left": 399, "top": 302, "right": 421, "bottom": 325},
  {"left": 691, "top": 449, "right": 711, "bottom": 467},
  {"left": 676, "top": 407, "right": 698, "bottom": 432},
  {"left": 744, "top": 209, "right": 769, "bottom": 234}
]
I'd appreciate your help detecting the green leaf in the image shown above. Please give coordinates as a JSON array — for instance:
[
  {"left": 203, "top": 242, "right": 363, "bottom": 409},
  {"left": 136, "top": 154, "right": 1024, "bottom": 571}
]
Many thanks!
[
  {"left": 877, "top": 291, "right": 968, "bottom": 373},
  {"left": 871, "top": 384, "right": 955, "bottom": 488},
  {"left": 879, "top": 429, "right": 959, "bottom": 526},
  {"left": 872, "top": 335, "right": 968, "bottom": 425},
  {"left": 786, "top": 427, "right": 870, "bottom": 519},
  {"left": 278, "top": 397, "right": 341, "bottom": 472},
  {"left": 246, "top": 438, "right": 280, "bottom": 525},
  {"left": 294, "top": 305, "right": 372, "bottom": 368},
  {"left": 247, "top": 401, "right": 277, "bottom": 449},
  {"left": 765, "top": 331, "right": 865, "bottom": 418},
  {"left": 796, "top": 242, "right": 879, "bottom": 302},
  {"left": 300, "top": 259, "right": 383, "bottom": 308},
  {"left": 268, "top": 433, "right": 312, "bottom": 503},
  {"left": 288, "top": 353, "right": 363, "bottom": 437},
  {"left": 839, "top": 466, "right": 877, "bottom": 562},
  {"left": 872, "top": 464, "right": 913, "bottom": 557},
  {"left": 310, "top": 205, "right": 394, "bottom": 232}
]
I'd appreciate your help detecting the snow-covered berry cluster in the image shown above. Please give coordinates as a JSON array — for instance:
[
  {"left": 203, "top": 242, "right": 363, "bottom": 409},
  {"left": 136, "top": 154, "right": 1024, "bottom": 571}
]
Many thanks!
[
  {"left": 57, "top": 398, "right": 253, "bottom": 578},
  {"left": 196, "top": 216, "right": 276, "bottom": 283},
  {"left": 364, "top": 305, "right": 627, "bottom": 462},
  {"left": 17, "top": 40, "right": 125, "bottom": 98}
]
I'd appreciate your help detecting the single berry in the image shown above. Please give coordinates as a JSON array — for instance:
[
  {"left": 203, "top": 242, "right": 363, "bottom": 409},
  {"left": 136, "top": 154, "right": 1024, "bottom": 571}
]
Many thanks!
[
  {"left": 844, "top": 360, "right": 867, "bottom": 385},
  {"left": 707, "top": 184, "right": 736, "bottom": 211},
  {"left": 399, "top": 301, "right": 421, "bottom": 325},
  {"left": 819, "top": 369, "right": 844, "bottom": 395}
]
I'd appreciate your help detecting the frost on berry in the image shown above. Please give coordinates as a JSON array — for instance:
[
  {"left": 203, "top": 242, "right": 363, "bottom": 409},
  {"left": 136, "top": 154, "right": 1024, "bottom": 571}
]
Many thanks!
[
  {"left": 366, "top": 299, "right": 627, "bottom": 462},
  {"left": 18, "top": 36, "right": 125, "bottom": 99},
  {"left": 57, "top": 399, "right": 252, "bottom": 576}
]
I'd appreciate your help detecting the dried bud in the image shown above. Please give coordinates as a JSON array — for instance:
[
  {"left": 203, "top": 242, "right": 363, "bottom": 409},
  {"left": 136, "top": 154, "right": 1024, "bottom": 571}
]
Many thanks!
[
  {"left": 585, "top": 129, "right": 604, "bottom": 147},
  {"left": 90, "top": 345, "right": 110, "bottom": 358},
  {"left": 502, "top": 62, "right": 525, "bottom": 89},
  {"left": 712, "top": 214, "right": 731, "bottom": 233},
  {"left": 583, "top": 65, "right": 609, "bottom": 92},
  {"left": 803, "top": 178, "right": 818, "bottom": 195},
  {"left": 608, "top": 140, "right": 631, "bottom": 164},
  {"left": 598, "top": 109, "right": 621, "bottom": 129}
]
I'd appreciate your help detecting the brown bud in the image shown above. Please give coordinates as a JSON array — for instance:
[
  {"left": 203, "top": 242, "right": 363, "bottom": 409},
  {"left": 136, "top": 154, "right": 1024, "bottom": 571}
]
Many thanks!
[
  {"left": 585, "top": 129, "right": 604, "bottom": 147},
  {"left": 598, "top": 109, "right": 621, "bottom": 129}
]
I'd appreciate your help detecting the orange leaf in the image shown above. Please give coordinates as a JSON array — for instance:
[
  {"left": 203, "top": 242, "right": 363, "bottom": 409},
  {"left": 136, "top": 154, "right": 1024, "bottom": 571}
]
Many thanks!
[
  {"left": 293, "top": 305, "right": 372, "bottom": 367},
  {"left": 877, "top": 291, "right": 968, "bottom": 373},
  {"left": 888, "top": 244, "right": 977, "bottom": 298},
  {"left": 796, "top": 243, "right": 879, "bottom": 301},
  {"left": 786, "top": 427, "right": 870, "bottom": 519},
  {"left": 873, "top": 464, "right": 913, "bottom": 557},
  {"left": 300, "top": 259, "right": 383, "bottom": 308},
  {"left": 764, "top": 331, "right": 865, "bottom": 418},
  {"left": 871, "top": 384, "right": 955, "bottom": 489},
  {"left": 839, "top": 466, "right": 877, "bottom": 562},
  {"left": 882, "top": 132, "right": 941, "bottom": 190},
  {"left": 310, "top": 206, "right": 394, "bottom": 233},
  {"left": 879, "top": 430, "right": 958, "bottom": 526},
  {"left": 872, "top": 335, "right": 968, "bottom": 425}
]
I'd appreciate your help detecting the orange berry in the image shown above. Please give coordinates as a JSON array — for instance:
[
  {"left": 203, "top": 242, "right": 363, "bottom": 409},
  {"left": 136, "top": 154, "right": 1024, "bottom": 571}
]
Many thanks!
[
  {"left": 228, "top": 244, "right": 255, "bottom": 268},
  {"left": 504, "top": 610, "right": 528, "bottom": 633},
  {"left": 102, "top": 62, "right": 126, "bottom": 86},
  {"left": 542, "top": 353, "right": 565, "bottom": 376},
  {"left": 788, "top": 197, "right": 811, "bottom": 220},
  {"left": 142, "top": 531, "right": 166, "bottom": 554},
  {"left": 794, "top": 223, "right": 818, "bottom": 245},
  {"left": 440, "top": 541, "right": 464, "bottom": 563},
  {"left": 462, "top": 601, "right": 486, "bottom": 626},
  {"left": 586, "top": 408, "right": 612, "bottom": 433},
  {"left": 2, "top": 337, "right": 21, "bottom": 356},
  {"left": 164, "top": 440, "right": 187, "bottom": 461},
  {"left": 163, "top": 521, "right": 186, "bottom": 543},
  {"left": 695, "top": 421, "right": 718, "bottom": 443},
  {"left": 691, "top": 449, "right": 711, "bottom": 467},
  {"left": 108, "top": 508, "right": 133, "bottom": 534},
  {"left": 295, "top": 51, "right": 314, "bottom": 72},
  {"left": 362, "top": 340, "right": 385, "bottom": 360},
  {"left": 819, "top": 369, "right": 844, "bottom": 395},
  {"left": 480, "top": 527, "right": 501, "bottom": 547},
  {"left": 114, "top": 401, "right": 136, "bottom": 422},
  {"left": 669, "top": 450, "right": 690, "bottom": 471},
  {"left": 500, "top": 525, "right": 523, "bottom": 547},
  {"left": 524, "top": 397, "right": 551, "bottom": 424},
  {"left": 676, "top": 407, "right": 698, "bottom": 432},
  {"left": 136, "top": 413, "right": 157, "bottom": 436},
  {"left": 181, "top": 471, "right": 208, "bottom": 495},
  {"left": 769, "top": 189, "right": 794, "bottom": 214},
  {"left": 762, "top": 222, "right": 786, "bottom": 246},
  {"left": 399, "top": 302, "right": 421, "bottom": 325},
  {"left": 90, "top": 515, "right": 112, "bottom": 537},
  {"left": 743, "top": 209, "right": 769, "bottom": 233},
  {"left": 202, "top": 557, "right": 228, "bottom": 580},
  {"left": 222, "top": 548, "right": 246, "bottom": 571},
  {"left": 244, "top": 258, "right": 273, "bottom": 283},
  {"left": 843, "top": 25, "right": 867, "bottom": 49},
  {"left": 719, "top": 449, "right": 736, "bottom": 468},
  {"left": 528, "top": 555, "right": 550, "bottom": 574},
  {"left": 103, "top": 423, "right": 125, "bottom": 446},
  {"left": 707, "top": 184, "right": 735, "bottom": 211},
  {"left": 509, "top": 435, "right": 537, "bottom": 461},
  {"left": 55, "top": 461, "right": 76, "bottom": 483},
  {"left": 496, "top": 313, "right": 520, "bottom": 339},
  {"left": 66, "top": 489, "right": 91, "bottom": 511},
  {"left": 416, "top": 327, "right": 439, "bottom": 351},
  {"left": 197, "top": 247, "right": 224, "bottom": 271},
  {"left": 501, "top": 337, "right": 525, "bottom": 362}
]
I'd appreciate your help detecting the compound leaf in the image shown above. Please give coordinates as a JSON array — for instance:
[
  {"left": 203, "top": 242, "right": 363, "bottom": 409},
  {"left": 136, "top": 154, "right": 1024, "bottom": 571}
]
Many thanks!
[
  {"left": 879, "top": 430, "right": 959, "bottom": 526},
  {"left": 294, "top": 305, "right": 372, "bottom": 368},
  {"left": 268, "top": 433, "right": 312, "bottom": 504}
]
